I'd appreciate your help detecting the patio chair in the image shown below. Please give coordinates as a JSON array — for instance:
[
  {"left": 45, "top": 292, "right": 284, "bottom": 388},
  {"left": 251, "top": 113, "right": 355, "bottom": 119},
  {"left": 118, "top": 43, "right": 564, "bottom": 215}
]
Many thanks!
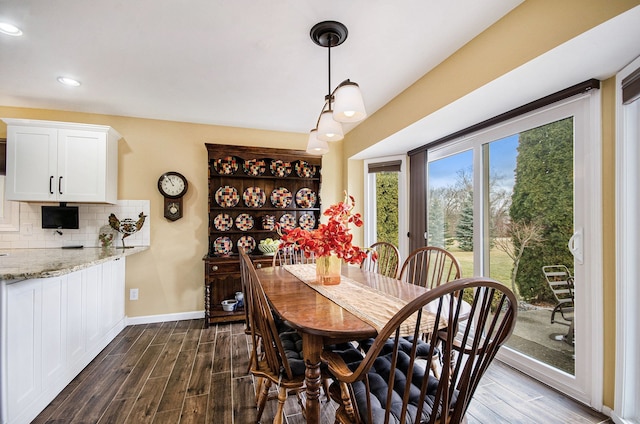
[
  {"left": 360, "top": 241, "right": 401, "bottom": 278},
  {"left": 542, "top": 265, "right": 575, "bottom": 325},
  {"left": 322, "top": 277, "right": 518, "bottom": 424}
]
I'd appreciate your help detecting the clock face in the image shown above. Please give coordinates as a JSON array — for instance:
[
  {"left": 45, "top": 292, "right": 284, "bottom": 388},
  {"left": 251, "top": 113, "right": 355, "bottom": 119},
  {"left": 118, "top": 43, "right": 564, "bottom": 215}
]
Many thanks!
[{"left": 158, "top": 172, "right": 188, "bottom": 198}]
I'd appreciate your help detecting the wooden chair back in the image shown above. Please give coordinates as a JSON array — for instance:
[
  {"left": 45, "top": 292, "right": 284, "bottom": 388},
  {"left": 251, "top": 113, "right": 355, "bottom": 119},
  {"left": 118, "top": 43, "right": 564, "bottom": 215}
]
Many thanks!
[
  {"left": 399, "top": 246, "right": 461, "bottom": 289},
  {"left": 360, "top": 241, "right": 400, "bottom": 278},
  {"left": 272, "top": 245, "right": 315, "bottom": 267},
  {"left": 322, "top": 277, "right": 518, "bottom": 424},
  {"left": 240, "top": 251, "right": 295, "bottom": 380}
]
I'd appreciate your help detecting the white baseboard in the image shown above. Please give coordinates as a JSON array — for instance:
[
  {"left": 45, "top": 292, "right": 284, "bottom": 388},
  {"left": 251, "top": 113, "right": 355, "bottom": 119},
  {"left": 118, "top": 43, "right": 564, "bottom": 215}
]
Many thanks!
[{"left": 125, "top": 310, "right": 204, "bottom": 326}]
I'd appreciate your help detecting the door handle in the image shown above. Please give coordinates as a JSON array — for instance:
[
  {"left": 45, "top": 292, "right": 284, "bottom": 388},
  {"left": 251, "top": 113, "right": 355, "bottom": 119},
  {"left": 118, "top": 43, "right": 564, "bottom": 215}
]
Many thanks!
[
  {"left": 568, "top": 229, "right": 583, "bottom": 264},
  {"left": 59, "top": 176, "right": 63, "bottom": 195},
  {"left": 49, "top": 176, "right": 54, "bottom": 194}
]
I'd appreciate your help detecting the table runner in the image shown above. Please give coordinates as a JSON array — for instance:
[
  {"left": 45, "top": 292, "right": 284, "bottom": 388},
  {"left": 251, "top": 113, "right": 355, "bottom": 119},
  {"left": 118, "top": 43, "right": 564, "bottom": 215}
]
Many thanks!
[{"left": 283, "top": 264, "right": 441, "bottom": 334}]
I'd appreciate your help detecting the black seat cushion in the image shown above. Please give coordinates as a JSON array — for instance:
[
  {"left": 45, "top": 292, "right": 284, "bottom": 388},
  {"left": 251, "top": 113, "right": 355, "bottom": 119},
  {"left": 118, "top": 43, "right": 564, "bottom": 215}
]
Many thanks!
[
  {"left": 359, "top": 336, "right": 437, "bottom": 359},
  {"left": 279, "top": 331, "right": 362, "bottom": 377},
  {"left": 337, "top": 341, "right": 455, "bottom": 424}
]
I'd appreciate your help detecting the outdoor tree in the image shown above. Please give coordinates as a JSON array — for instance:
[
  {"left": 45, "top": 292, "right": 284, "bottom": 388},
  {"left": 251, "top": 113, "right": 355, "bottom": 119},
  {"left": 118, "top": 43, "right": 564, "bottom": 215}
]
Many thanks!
[
  {"left": 510, "top": 118, "right": 574, "bottom": 301},
  {"left": 494, "top": 220, "right": 544, "bottom": 299},
  {"left": 455, "top": 192, "right": 474, "bottom": 251},
  {"left": 375, "top": 172, "right": 399, "bottom": 246}
]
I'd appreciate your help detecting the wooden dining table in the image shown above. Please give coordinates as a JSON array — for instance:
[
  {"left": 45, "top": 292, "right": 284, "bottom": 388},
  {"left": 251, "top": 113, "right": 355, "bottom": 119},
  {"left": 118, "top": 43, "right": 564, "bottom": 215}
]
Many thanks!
[{"left": 255, "top": 264, "right": 432, "bottom": 424}]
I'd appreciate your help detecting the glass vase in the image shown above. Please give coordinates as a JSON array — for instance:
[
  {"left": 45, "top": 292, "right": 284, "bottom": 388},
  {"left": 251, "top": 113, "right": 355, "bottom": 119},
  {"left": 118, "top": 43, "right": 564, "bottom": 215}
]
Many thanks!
[{"left": 316, "top": 255, "right": 342, "bottom": 285}]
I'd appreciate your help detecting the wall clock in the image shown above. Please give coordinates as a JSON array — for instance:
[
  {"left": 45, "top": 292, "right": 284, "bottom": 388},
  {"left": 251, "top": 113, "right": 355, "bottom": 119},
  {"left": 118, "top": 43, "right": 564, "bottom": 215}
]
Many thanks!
[{"left": 157, "top": 171, "right": 188, "bottom": 221}]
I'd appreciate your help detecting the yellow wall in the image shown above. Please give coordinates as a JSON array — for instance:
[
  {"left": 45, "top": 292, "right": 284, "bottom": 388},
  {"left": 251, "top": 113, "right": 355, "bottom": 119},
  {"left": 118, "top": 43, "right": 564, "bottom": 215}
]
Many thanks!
[{"left": 0, "top": 106, "right": 342, "bottom": 318}]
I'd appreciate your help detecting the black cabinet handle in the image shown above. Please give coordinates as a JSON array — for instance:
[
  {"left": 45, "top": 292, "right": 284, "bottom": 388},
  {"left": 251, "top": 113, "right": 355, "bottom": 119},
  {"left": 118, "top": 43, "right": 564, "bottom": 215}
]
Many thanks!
[
  {"left": 59, "top": 176, "right": 63, "bottom": 195},
  {"left": 49, "top": 176, "right": 54, "bottom": 194}
]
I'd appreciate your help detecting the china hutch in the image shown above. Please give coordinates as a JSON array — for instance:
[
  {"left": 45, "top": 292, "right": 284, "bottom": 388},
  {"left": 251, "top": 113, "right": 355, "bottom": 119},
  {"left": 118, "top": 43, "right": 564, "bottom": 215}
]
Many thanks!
[{"left": 203, "top": 143, "right": 322, "bottom": 325}]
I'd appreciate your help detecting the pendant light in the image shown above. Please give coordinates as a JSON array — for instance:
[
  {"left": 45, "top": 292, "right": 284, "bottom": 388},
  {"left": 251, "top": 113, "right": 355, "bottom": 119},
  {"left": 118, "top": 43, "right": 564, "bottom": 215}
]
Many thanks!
[{"left": 306, "top": 21, "right": 367, "bottom": 154}]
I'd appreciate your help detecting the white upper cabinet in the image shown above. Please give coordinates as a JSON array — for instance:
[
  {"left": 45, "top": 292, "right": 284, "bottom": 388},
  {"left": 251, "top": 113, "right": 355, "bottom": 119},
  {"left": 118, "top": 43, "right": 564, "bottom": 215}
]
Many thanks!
[{"left": 2, "top": 119, "right": 120, "bottom": 203}]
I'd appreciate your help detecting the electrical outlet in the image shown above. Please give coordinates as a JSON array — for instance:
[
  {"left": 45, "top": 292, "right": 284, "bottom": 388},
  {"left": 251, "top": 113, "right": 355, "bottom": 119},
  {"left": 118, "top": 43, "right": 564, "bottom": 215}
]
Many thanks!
[{"left": 129, "top": 288, "right": 139, "bottom": 300}]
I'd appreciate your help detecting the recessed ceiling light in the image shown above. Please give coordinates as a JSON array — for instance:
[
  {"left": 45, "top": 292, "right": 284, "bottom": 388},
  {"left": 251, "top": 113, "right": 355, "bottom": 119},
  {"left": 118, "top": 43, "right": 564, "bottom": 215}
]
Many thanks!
[
  {"left": 0, "top": 22, "right": 23, "bottom": 36},
  {"left": 57, "top": 76, "right": 81, "bottom": 87}
]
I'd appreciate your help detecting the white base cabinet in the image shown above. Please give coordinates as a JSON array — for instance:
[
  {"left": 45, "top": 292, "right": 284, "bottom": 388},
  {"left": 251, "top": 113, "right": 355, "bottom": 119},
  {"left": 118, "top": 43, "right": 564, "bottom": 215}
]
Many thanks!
[{"left": 0, "top": 258, "right": 126, "bottom": 424}]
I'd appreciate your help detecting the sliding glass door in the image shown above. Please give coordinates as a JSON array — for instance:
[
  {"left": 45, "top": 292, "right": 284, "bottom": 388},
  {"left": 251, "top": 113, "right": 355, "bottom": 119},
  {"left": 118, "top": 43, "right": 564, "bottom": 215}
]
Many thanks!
[{"left": 426, "top": 93, "right": 602, "bottom": 406}]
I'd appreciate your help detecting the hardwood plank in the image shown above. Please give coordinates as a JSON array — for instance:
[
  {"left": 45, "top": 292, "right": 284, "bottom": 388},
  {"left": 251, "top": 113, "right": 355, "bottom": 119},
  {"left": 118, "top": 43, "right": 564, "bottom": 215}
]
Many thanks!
[
  {"left": 182, "top": 327, "right": 202, "bottom": 351},
  {"left": 209, "top": 371, "right": 233, "bottom": 423},
  {"left": 156, "top": 348, "right": 198, "bottom": 412},
  {"left": 179, "top": 394, "right": 208, "bottom": 424},
  {"left": 212, "top": 330, "right": 231, "bottom": 373},
  {"left": 97, "top": 397, "right": 136, "bottom": 424},
  {"left": 186, "top": 342, "right": 214, "bottom": 396},
  {"left": 152, "top": 409, "right": 182, "bottom": 424},
  {"left": 150, "top": 332, "right": 187, "bottom": 378},
  {"left": 115, "top": 343, "right": 164, "bottom": 400},
  {"left": 124, "top": 376, "right": 168, "bottom": 424},
  {"left": 231, "top": 374, "right": 257, "bottom": 423},
  {"left": 231, "top": 332, "right": 250, "bottom": 377},
  {"left": 150, "top": 321, "right": 178, "bottom": 345}
]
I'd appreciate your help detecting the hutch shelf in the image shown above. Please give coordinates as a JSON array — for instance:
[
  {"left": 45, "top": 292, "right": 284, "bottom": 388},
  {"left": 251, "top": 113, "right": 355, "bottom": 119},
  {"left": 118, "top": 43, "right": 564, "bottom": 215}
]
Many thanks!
[{"left": 203, "top": 143, "right": 322, "bottom": 326}]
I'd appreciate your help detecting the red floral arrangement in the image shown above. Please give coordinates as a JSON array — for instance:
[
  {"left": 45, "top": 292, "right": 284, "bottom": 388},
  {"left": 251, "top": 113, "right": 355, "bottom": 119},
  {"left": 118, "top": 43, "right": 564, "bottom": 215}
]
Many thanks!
[{"left": 279, "top": 193, "right": 372, "bottom": 265}]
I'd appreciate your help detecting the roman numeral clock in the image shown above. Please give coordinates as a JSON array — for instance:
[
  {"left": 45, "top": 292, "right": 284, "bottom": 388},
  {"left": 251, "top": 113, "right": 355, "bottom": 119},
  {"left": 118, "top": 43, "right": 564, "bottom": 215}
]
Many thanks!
[{"left": 157, "top": 171, "right": 188, "bottom": 221}]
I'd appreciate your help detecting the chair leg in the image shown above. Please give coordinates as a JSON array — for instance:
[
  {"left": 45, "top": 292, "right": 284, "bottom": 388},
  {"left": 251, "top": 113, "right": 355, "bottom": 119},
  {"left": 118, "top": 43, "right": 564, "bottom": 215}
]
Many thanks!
[
  {"left": 274, "top": 386, "right": 287, "bottom": 424},
  {"left": 256, "top": 378, "right": 272, "bottom": 422}
]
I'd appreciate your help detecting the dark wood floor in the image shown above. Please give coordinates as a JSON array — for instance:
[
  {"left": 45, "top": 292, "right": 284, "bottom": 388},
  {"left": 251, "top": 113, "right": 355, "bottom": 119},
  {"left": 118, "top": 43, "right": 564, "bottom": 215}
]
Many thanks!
[{"left": 33, "top": 319, "right": 611, "bottom": 424}]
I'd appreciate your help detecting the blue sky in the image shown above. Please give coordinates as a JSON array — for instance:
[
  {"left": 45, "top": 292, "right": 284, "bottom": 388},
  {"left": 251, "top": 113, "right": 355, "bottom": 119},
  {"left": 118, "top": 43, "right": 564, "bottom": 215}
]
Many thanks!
[{"left": 428, "top": 134, "right": 519, "bottom": 191}]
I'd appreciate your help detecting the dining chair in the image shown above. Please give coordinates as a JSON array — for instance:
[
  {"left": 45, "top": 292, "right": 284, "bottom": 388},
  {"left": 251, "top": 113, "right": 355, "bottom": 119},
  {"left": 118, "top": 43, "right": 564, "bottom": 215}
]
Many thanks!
[
  {"left": 322, "top": 277, "right": 518, "bottom": 424},
  {"left": 398, "top": 246, "right": 461, "bottom": 288},
  {"left": 272, "top": 245, "right": 315, "bottom": 267},
  {"left": 360, "top": 241, "right": 401, "bottom": 278},
  {"left": 240, "top": 250, "right": 307, "bottom": 423}
]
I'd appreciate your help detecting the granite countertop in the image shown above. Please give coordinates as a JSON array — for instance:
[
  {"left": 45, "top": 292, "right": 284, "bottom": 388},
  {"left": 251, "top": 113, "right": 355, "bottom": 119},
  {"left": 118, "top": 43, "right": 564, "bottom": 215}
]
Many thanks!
[{"left": 0, "top": 246, "right": 149, "bottom": 281}]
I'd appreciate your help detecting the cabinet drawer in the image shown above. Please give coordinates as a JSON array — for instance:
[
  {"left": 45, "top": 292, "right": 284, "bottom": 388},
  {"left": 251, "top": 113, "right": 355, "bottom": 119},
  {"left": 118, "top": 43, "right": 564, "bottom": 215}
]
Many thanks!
[{"left": 206, "top": 262, "right": 238, "bottom": 274}]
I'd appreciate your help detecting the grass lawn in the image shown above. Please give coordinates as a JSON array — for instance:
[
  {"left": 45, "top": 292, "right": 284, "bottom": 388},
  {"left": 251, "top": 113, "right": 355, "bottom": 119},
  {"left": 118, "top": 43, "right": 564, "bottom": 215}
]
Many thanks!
[{"left": 448, "top": 248, "right": 517, "bottom": 296}]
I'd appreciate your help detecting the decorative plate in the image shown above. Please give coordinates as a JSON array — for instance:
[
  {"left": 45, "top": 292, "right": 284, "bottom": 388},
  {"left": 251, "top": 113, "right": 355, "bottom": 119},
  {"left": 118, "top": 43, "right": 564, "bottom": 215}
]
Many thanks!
[
  {"left": 213, "top": 213, "right": 233, "bottom": 231},
  {"left": 243, "top": 159, "right": 266, "bottom": 176},
  {"left": 237, "top": 235, "right": 257, "bottom": 253},
  {"left": 295, "top": 188, "right": 317, "bottom": 208},
  {"left": 279, "top": 213, "right": 296, "bottom": 231},
  {"left": 270, "top": 160, "right": 292, "bottom": 177},
  {"left": 295, "top": 160, "right": 316, "bottom": 178},
  {"left": 298, "top": 213, "right": 316, "bottom": 230},
  {"left": 214, "top": 156, "right": 238, "bottom": 175},
  {"left": 214, "top": 236, "right": 233, "bottom": 256},
  {"left": 235, "top": 213, "right": 254, "bottom": 231},
  {"left": 270, "top": 187, "right": 292, "bottom": 208},
  {"left": 215, "top": 185, "right": 240, "bottom": 208},
  {"left": 243, "top": 186, "right": 266, "bottom": 208}
]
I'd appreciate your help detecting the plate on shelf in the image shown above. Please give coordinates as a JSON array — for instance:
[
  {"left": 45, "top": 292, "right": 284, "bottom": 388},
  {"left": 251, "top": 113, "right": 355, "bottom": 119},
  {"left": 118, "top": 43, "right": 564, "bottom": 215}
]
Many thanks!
[
  {"left": 279, "top": 213, "right": 296, "bottom": 231},
  {"left": 243, "top": 186, "right": 266, "bottom": 207},
  {"left": 298, "top": 213, "right": 316, "bottom": 230},
  {"left": 214, "top": 236, "right": 233, "bottom": 256},
  {"left": 295, "top": 160, "right": 316, "bottom": 178},
  {"left": 215, "top": 185, "right": 240, "bottom": 208},
  {"left": 213, "top": 213, "right": 233, "bottom": 231},
  {"left": 235, "top": 213, "right": 254, "bottom": 231},
  {"left": 295, "top": 188, "right": 317, "bottom": 208},
  {"left": 270, "top": 160, "right": 292, "bottom": 177},
  {"left": 237, "top": 235, "right": 257, "bottom": 253},
  {"left": 243, "top": 159, "right": 266, "bottom": 176},
  {"left": 270, "top": 187, "right": 292, "bottom": 208},
  {"left": 214, "top": 156, "right": 238, "bottom": 175}
]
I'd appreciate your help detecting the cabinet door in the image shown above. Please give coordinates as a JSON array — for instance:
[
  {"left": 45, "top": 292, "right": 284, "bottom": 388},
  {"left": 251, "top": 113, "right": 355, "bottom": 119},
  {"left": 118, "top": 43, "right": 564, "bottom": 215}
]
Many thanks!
[
  {"left": 84, "top": 265, "right": 102, "bottom": 345},
  {"left": 5, "top": 126, "right": 57, "bottom": 201},
  {"left": 58, "top": 129, "right": 107, "bottom": 202},
  {"left": 66, "top": 270, "right": 85, "bottom": 365},
  {"left": 6, "top": 279, "right": 43, "bottom": 422}
]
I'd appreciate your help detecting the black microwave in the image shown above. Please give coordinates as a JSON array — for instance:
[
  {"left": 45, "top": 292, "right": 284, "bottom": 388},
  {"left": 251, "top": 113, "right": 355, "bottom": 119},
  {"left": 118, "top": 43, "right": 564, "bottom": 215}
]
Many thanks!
[{"left": 41, "top": 205, "right": 79, "bottom": 229}]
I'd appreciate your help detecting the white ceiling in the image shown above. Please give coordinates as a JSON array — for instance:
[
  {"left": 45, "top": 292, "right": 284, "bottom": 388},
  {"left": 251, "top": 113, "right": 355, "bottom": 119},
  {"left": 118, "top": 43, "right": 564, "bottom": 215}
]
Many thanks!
[{"left": 0, "top": 0, "right": 524, "bottom": 135}]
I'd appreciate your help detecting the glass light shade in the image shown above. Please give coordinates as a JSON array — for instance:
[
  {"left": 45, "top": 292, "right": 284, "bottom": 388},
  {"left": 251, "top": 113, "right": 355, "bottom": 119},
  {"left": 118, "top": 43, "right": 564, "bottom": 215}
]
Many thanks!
[
  {"left": 306, "top": 129, "right": 329, "bottom": 155},
  {"left": 317, "top": 110, "right": 344, "bottom": 142},
  {"left": 333, "top": 81, "right": 366, "bottom": 123}
]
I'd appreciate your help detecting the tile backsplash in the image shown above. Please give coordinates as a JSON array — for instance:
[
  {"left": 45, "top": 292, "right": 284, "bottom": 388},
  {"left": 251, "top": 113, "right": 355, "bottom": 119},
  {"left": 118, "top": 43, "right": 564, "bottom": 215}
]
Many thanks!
[{"left": 0, "top": 200, "right": 150, "bottom": 249}]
